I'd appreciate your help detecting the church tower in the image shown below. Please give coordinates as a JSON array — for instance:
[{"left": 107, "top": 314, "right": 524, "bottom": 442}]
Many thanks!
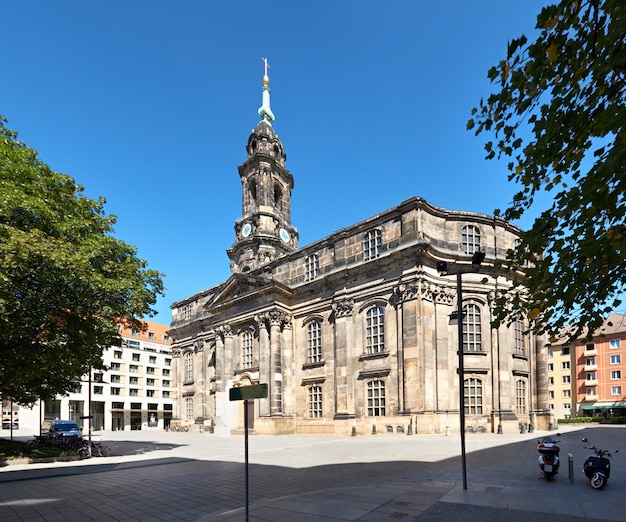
[{"left": 228, "top": 59, "right": 298, "bottom": 273}]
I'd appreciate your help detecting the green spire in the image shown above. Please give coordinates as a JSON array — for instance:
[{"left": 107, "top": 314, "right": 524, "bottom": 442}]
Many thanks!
[{"left": 258, "top": 57, "right": 275, "bottom": 125}]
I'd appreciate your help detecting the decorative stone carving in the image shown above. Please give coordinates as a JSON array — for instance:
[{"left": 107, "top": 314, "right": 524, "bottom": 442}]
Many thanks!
[
  {"left": 215, "top": 324, "right": 232, "bottom": 341},
  {"left": 394, "top": 281, "right": 419, "bottom": 303},
  {"left": 332, "top": 297, "right": 354, "bottom": 318}
]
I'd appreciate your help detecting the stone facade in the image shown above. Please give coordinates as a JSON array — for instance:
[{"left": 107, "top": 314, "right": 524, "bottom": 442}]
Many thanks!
[{"left": 168, "top": 77, "right": 549, "bottom": 436}]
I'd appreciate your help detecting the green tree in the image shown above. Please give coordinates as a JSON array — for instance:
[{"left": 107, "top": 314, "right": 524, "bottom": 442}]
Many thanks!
[
  {"left": 468, "top": 0, "right": 626, "bottom": 339},
  {"left": 0, "top": 116, "right": 165, "bottom": 404}
]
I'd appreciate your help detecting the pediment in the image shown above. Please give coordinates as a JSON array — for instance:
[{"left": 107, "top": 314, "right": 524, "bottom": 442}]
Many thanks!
[{"left": 203, "top": 273, "right": 292, "bottom": 310}]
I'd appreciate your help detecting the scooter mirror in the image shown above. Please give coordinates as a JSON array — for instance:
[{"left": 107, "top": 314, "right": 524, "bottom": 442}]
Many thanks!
[
  {"left": 556, "top": 433, "right": 562, "bottom": 436},
  {"left": 582, "top": 438, "right": 588, "bottom": 442}
]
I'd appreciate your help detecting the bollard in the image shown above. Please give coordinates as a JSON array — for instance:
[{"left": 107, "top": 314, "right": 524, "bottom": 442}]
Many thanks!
[
  {"left": 568, "top": 453, "right": 574, "bottom": 484},
  {"left": 351, "top": 426, "right": 356, "bottom": 437},
  {"left": 372, "top": 424, "right": 377, "bottom": 435}
]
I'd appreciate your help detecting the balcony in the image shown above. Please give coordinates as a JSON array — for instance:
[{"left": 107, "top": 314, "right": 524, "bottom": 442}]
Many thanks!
[
  {"left": 584, "top": 347, "right": 598, "bottom": 356},
  {"left": 584, "top": 363, "right": 598, "bottom": 371},
  {"left": 585, "top": 379, "right": 598, "bottom": 386},
  {"left": 585, "top": 394, "right": 598, "bottom": 401}
]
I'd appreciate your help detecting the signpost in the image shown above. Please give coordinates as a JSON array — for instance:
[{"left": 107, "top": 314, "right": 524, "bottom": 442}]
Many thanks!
[{"left": 229, "top": 383, "right": 268, "bottom": 522}]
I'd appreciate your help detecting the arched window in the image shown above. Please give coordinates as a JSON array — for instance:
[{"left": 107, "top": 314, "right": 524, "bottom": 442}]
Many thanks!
[
  {"left": 367, "top": 380, "right": 386, "bottom": 416},
  {"left": 463, "top": 304, "right": 482, "bottom": 352},
  {"left": 461, "top": 225, "right": 481, "bottom": 254},
  {"left": 242, "top": 331, "right": 253, "bottom": 369},
  {"left": 305, "top": 254, "right": 319, "bottom": 281},
  {"left": 364, "top": 229, "right": 382, "bottom": 260},
  {"left": 184, "top": 352, "right": 193, "bottom": 383},
  {"left": 516, "top": 379, "right": 527, "bottom": 414},
  {"left": 249, "top": 179, "right": 257, "bottom": 205},
  {"left": 307, "top": 321, "right": 322, "bottom": 363},
  {"left": 308, "top": 385, "right": 322, "bottom": 418},
  {"left": 464, "top": 378, "right": 483, "bottom": 414},
  {"left": 274, "top": 184, "right": 283, "bottom": 210},
  {"left": 366, "top": 306, "right": 385, "bottom": 354}
]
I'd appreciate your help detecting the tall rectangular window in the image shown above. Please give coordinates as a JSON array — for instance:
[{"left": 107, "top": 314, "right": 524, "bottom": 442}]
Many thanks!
[
  {"left": 242, "top": 332, "right": 253, "bottom": 369},
  {"left": 185, "top": 352, "right": 193, "bottom": 382},
  {"left": 464, "top": 378, "right": 483, "bottom": 414},
  {"left": 611, "top": 354, "right": 621, "bottom": 365},
  {"left": 611, "top": 370, "right": 621, "bottom": 380},
  {"left": 515, "top": 379, "right": 526, "bottom": 414},
  {"left": 308, "top": 386, "right": 322, "bottom": 418},
  {"left": 307, "top": 322, "right": 322, "bottom": 363},
  {"left": 366, "top": 307, "right": 385, "bottom": 354},
  {"left": 367, "top": 380, "right": 386, "bottom": 416},
  {"left": 463, "top": 304, "right": 482, "bottom": 352},
  {"left": 185, "top": 398, "right": 194, "bottom": 420},
  {"left": 514, "top": 320, "right": 525, "bottom": 355}
]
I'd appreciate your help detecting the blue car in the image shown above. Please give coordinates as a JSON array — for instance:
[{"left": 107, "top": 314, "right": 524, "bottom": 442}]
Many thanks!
[{"left": 49, "top": 420, "right": 81, "bottom": 438}]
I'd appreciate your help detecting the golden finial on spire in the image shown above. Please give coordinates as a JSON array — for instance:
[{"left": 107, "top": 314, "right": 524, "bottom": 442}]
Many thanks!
[{"left": 262, "top": 57, "right": 270, "bottom": 85}]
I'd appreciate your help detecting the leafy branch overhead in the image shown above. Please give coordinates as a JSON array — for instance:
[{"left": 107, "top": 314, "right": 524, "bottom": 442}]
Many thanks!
[
  {"left": 468, "top": 0, "right": 626, "bottom": 340},
  {"left": 0, "top": 116, "right": 165, "bottom": 404}
]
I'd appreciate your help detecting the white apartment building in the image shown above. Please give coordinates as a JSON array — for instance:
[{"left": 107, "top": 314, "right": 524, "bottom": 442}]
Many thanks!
[{"left": 3, "top": 320, "right": 173, "bottom": 435}]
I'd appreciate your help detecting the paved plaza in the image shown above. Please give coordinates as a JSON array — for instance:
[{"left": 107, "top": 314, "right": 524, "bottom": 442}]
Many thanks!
[{"left": 0, "top": 425, "right": 624, "bottom": 521}]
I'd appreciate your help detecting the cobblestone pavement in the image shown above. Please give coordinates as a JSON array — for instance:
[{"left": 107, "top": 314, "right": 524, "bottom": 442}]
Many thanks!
[{"left": 0, "top": 425, "right": 624, "bottom": 521}]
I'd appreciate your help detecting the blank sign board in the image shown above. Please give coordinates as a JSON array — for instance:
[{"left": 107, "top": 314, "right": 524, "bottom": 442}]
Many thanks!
[{"left": 229, "top": 383, "right": 268, "bottom": 401}]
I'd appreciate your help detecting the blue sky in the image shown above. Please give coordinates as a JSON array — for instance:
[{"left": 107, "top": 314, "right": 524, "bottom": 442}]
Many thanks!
[{"left": 2, "top": 1, "right": 550, "bottom": 324}]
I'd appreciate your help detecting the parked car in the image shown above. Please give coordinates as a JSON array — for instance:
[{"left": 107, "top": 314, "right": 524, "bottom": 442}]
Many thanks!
[
  {"left": 2, "top": 420, "right": 18, "bottom": 430},
  {"left": 47, "top": 420, "right": 81, "bottom": 438}
]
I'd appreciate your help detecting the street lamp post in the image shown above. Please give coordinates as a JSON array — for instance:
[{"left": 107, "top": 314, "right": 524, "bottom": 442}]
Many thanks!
[
  {"left": 456, "top": 269, "right": 468, "bottom": 490},
  {"left": 439, "top": 250, "right": 485, "bottom": 491}
]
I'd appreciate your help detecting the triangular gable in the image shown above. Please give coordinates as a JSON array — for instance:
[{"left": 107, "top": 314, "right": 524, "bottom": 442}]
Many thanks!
[{"left": 204, "top": 273, "right": 292, "bottom": 310}]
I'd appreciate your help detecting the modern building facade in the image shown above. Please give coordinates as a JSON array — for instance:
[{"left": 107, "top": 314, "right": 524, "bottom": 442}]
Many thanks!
[
  {"left": 168, "top": 66, "right": 550, "bottom": 436},
  {"left": 552, "top": 313, "right": 626, "bottom": 417},
  {"left": 546, "top": 345, "right": 574, "bottom": 419},
  {"left": 3, "top": 320, "right": 173, "bottom": 435}
]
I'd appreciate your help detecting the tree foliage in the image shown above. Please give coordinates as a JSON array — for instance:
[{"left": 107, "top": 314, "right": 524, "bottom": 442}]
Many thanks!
[
  {"left": 0, "top": 116, "right": 165, "bottom": 404},
  {"left": 468, "top": 0, "right": 626, "bottom": 339}
]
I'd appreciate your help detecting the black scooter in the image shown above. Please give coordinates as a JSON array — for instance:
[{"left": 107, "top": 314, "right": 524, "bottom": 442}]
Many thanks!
[{"left": 582, "top": 437, "right": 619, "bottom": 490}]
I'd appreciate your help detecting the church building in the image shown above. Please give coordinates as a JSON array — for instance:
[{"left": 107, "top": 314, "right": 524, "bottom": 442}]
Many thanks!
[{"left": 168, "top": 63, "right": 550, "bottom": 436}]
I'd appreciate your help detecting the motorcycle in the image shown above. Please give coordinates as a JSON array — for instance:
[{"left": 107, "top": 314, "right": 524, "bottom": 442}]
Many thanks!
[
  {"left": 582, "top": 437, "right": 618, "bottom": 490},
  {"left": 537, "top": 435, "right": 561, "bottom": 481}
]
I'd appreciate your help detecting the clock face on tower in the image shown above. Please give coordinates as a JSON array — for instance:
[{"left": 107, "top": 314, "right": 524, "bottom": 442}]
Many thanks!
[
  {"left": 241, "top": 223, "right": 252, "bottom": 238},
  {"left": 279, "top": 228, "right": 290, "bottom": 243}
]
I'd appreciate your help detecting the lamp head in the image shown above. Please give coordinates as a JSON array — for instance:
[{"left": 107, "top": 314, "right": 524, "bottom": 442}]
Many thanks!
[{"left": 471, "top": 251, "right": 485, "bottom": 269}]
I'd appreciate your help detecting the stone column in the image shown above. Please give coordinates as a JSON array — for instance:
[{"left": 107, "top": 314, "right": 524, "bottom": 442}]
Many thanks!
[
  {"left": 332, "top": 297, "right": 354, "bottom": 418},
  {"left": 214, "top": 330, "right": 225, "bottom": 393},
  {"left": 268, "top": 308, "right": 285, "bottom": 415},
  {"left": 281, "top": 315, "right": 294, "bottom": 414},
  {"left": 256, "top": 314, "right": 271, "bottom": 417}
]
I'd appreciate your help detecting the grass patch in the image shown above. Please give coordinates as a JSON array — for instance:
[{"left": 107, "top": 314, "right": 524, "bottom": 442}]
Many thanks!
[{"left": 0, "top": 438, "right": 76, "bottom": 461}]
